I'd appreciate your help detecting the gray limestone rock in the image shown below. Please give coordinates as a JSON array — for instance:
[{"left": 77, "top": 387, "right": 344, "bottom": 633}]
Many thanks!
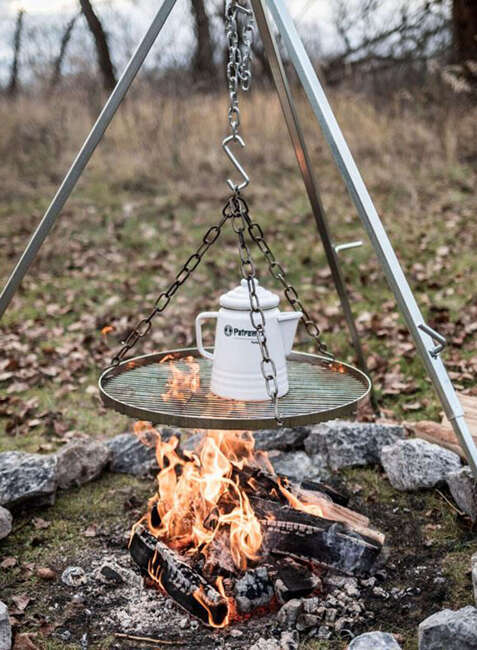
[
  {"left": 304, "top": 421, "right": 405, "bottom": 471},
  {"left": 0, "top": 507, "right": 12, "bottom": 540},
  {"left": 380, "top": 438, "right": 461, "bottom": 491},
  {"left": 253, "top": 427, "right": 311, "bottom": 452},
  {"left": 0, "top": 601, "right": 11, "bottom": 650},
  {"left": 0, "top": 451, "right": 57, "bottom": 508},
  {"left": 348, "top": 631, "right": 402, "bottom": 649},
  {"left": 270, "top": 451, "right": 329, "bottom": 481},
  {"left": 472, "top": 553, "right": 477, "bottom": 608},
  {"left": 106, "top": 433, "right": 157, "bottom": 476},
  {"left": 418, "top": 606, "right": 477, "bottom": 649},
  {"left": 55, "top": 439, "right": 111, "bottom": 489},
  {"left": 447, "top": 467, "right": 477, "bottom": 522}
]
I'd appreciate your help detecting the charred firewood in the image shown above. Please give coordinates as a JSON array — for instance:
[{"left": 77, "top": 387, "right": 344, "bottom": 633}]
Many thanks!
[
  {"left": 130, "top": 525, "right": 229, "bottom": 627},
  {"left": 296, "top": 478, "right": 349, "bottom": 507},
  {"left": 274, "top": 560, "right": 321, "bottom": 603},
  {"left": 237, "top": 465, "right": 349, "bottom": 507},
  {"left": 251, "top": 497, "right": 383, "bottom": 575}
]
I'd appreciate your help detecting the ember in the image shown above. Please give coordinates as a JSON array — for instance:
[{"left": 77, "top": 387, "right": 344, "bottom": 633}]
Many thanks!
[{"left": 130, "top": 425, "right": 384, "bottom": 628}]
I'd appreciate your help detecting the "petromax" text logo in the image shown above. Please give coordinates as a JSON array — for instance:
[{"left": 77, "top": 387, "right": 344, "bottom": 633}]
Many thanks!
[{"left": 224, "top": 325, "right": 256, "bottom": 338}]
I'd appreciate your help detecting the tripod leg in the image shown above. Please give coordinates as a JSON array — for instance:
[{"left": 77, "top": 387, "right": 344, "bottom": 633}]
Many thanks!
[
  {"left": 250, "top": 0, "right": 373, "bottom": 387},
  {"left": 0, "top": 0, "right": 178, "bottom": 319},
  {"left": 267, "top": 0, "right": 477, "bottom": 477}
]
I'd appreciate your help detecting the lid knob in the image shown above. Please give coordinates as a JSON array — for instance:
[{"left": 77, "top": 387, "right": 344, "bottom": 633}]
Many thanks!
[{"left": 219, "top": 278, "right": 280, "bottom": 310}]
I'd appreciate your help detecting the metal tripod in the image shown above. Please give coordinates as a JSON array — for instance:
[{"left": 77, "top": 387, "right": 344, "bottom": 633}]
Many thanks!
[{"left": 1, "top": 0, "right": 476, "bottom": 477}]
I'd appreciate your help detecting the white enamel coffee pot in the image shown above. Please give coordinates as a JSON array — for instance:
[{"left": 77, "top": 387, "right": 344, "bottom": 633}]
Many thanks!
[{"left": 195, "top": 279, "right": 302, "bottom": 401}]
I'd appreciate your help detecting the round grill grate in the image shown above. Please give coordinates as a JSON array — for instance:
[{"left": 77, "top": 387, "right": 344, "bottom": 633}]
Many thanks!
[{"left": 99, "top": 348, "right": 371, "bottom": 430}]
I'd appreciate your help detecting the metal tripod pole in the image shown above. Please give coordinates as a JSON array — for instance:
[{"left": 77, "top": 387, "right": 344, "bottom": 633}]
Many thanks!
[
  {"left": 250, "top": 0, "right": 371, "bottom": 382},
  {"left": 267, "top": 0, "right": 477, "bottom": 477},
  {"left": 0, "top": 0, "right": 178, "bottom": 319}
]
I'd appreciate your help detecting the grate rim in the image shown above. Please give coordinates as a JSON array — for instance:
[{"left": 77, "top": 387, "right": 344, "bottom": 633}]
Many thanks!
[{"left": 99, "top": 348, "right": 371, "bottom": 430}]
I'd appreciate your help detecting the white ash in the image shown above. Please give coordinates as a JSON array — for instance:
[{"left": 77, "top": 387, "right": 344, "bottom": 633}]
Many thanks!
[{"left": 94, "top": 556, "right": 143, "bottom": 589}]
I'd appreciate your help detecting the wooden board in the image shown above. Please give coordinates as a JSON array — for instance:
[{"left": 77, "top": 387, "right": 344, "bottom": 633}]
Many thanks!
[{"left": 412, "top": 393, "right": 477, "bottom": 459}]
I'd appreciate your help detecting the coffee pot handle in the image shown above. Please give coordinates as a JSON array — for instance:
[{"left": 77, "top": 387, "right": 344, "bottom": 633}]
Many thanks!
[{"left": 195, "top": 312, "right": 218, "bottom": 361}]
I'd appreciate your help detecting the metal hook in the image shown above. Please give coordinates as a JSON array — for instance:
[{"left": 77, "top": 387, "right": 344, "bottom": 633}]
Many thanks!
[{"left": 222, "top": 133, "right": 250, "bottom": 192}]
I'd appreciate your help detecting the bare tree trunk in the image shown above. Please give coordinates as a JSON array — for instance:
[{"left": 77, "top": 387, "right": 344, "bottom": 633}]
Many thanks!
[
  {"left": 190, "top": 0, "right": 215, "bottom": 87},
  {"left": 79, "top": 0, "right": 117, "bottom": 91},
  {"left": 51, "top": 13, "right": 80, "bottom": 88},
  {"left": 452, "top": 0, "right": 477, "bottom": 63},
  {"left": 8, "top": 10, "right": 25, "bottom": 97}
]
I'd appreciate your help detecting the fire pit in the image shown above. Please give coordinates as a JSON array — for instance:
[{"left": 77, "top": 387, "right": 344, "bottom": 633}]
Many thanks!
[{"left": 126, "top": 424, "right": 384, "bottom": 628}]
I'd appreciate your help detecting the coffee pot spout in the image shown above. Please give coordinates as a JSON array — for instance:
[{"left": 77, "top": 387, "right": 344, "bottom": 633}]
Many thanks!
[{"left": 277, "top": 311, "right": 302, "bottom": 356}]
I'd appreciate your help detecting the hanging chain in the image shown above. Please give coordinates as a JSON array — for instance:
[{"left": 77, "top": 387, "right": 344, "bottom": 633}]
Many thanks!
[
  {"left": 109, "top": 215, "right": 229, "bottom": 367},
  {"left": 225, "top": 195, "right": 283, "bottom": 424},
  {"left": 223, "top": 1, "right": 254, "bottom": 192},
  {"left": 225, "top": 0, "right": 253, "bottom": 135},
  {"left": 242, "top": 213, "right": 334, "bottom": 360}
]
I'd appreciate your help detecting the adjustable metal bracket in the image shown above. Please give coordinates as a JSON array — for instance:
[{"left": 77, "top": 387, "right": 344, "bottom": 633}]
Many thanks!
[
  {"left": 418, "top": 323, "right": 447, "bottom": 358},
  {"left": 334, "top": 241, "right": 363, "bottom": 255}
]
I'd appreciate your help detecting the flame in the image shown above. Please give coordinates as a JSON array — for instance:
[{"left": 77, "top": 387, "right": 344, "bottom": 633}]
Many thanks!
[
  {"left": 277, "top": 481, "right": 324, "bottom": 519},
  {"left": 162, "top": 356, "right": 201, "bottom": 403},
  {"left": 134, "top": 423, "right": 341, "bottom": 626},
  {"left": 137, "top": 429, "right": 263, "bottom": 569}
]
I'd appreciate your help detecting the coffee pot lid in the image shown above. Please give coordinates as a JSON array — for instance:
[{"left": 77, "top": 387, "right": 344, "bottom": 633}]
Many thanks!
[{"left": 219, "top": 279, "right": 280, "bottom": 310}]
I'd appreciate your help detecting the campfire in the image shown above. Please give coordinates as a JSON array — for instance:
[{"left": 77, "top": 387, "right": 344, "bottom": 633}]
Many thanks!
[{"left": 128, "top": 364, "right": 384, "bottom": 629}]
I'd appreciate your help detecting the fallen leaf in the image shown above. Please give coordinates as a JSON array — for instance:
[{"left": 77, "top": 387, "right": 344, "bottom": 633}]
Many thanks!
[
  {"left": 11, "top": 594, "right": 31, "bottom": 612},
  {"left": 36, "top": 567, "right": 56, "bottom": 580},
  {"left": 32, "top": 518, "right": 50, "bottom": 530},
  {"left": 22, "top": 562, "right": 35, "bottom": 575},
  {"left": 83, "top": 525, "right": 97, "bottom": 537},
  {"left": 402, "top": 401, "right": 423, "bottom": 411},
  {"left": 1, "top": 557, "right": 17, "bottom": 569},
  {"left": 13, "top": 633, "right": 39, "bottom": 650}
]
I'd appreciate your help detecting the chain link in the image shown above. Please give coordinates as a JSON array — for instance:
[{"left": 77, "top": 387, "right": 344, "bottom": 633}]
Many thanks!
[
  {"left": 227, "top": 194, "right": 283, "bottom": 424},
  {"left": 239, "top": 198, "right": 334, "bottom": 360},
  {"left": 225, "top": 0, "right": 253, "bottom": 136},
  {"left": 223, "top": 1, "right": 254, "bottom": 192},
  {"left": 109, "top": 214, "right": 229, "bottom": 367}
]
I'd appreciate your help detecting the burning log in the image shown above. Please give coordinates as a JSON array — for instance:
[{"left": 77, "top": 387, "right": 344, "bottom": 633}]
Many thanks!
[
  {"left": 130, "top": 525, "right": 229, "bottom": 628},
  {"left": 238, "top": 465, "right": 349, "bottom": 507},
  {"left": 252, "top": 497, "right": 383, "bottom": 575},
  {"left": 238, "top": 465, "right": 377, "bottom": 542}
]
